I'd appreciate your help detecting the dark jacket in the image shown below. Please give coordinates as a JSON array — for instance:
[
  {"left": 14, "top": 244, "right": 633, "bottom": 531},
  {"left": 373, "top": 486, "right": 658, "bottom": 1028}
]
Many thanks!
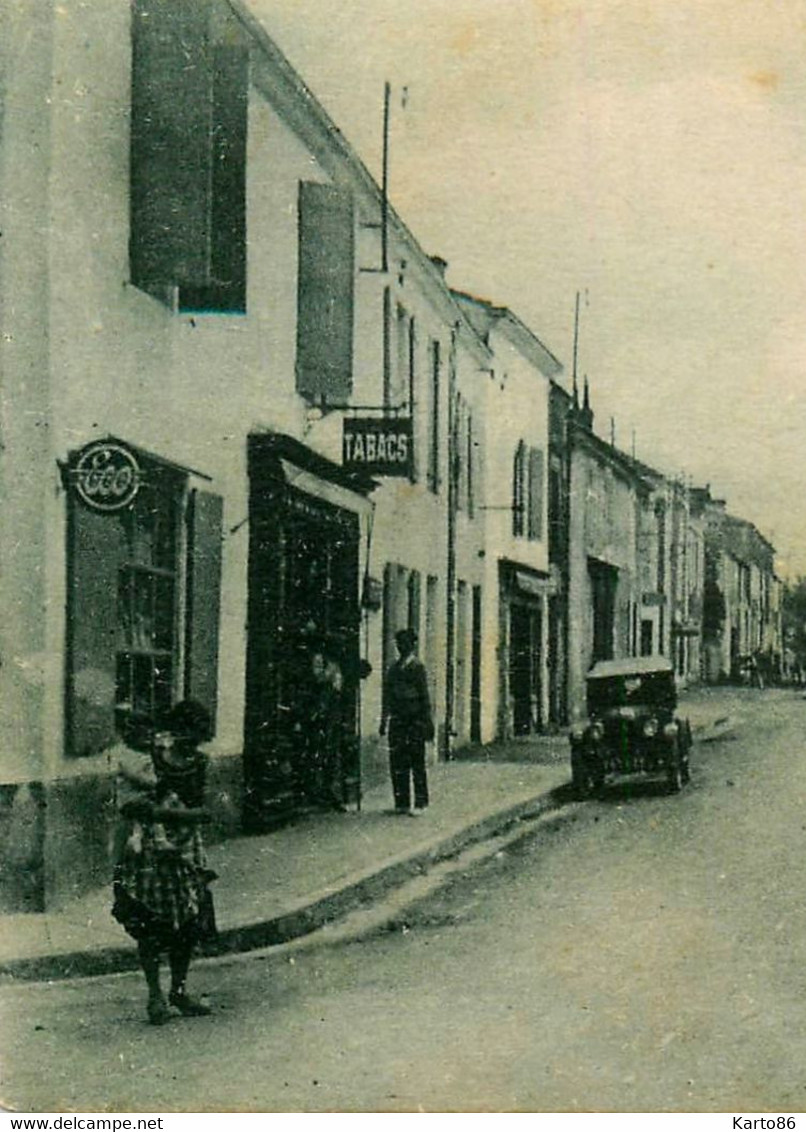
[{"left": 384, "top": 655, "right": 433, "bottom": 739}]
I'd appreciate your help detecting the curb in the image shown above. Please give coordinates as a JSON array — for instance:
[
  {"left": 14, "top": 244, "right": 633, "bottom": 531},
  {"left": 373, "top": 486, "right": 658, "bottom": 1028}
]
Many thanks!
[{"left": 0, "top": 783, "right": 569, "bottom": 984}]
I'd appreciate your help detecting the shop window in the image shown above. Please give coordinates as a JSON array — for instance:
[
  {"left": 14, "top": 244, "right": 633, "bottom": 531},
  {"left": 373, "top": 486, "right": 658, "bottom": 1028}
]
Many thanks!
[
  {"left": 114, "top": 472, "right": 180, "bottom": 725},
  {"left": 129, "top": 0, "right": 248, "bottom": 313},
  {"left": 66, "top": 452, "right": 222, "bottom": 757}
]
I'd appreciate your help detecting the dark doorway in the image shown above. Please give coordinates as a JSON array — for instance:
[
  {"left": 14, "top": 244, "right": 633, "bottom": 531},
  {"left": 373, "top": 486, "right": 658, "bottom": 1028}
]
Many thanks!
[
  {"left": 589, "top": 559, "right": 618, "bottom": 663},
  {"left": 510, "top": 603, "right": 542, "bottom": 736},
  {"left": 245, "top": 453, "right": 361, "bottom": 828},
  {"left": 640, "top": 619, "right": 654, "bottom": 656},
  {"left": 470, "top": 585, "right": 482, "bottom": 743}
]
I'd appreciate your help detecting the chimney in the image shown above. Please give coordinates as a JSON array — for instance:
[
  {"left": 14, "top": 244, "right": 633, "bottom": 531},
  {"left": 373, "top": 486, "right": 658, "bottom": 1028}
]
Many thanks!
[{"left": 429, "top": 255, "right": 449, "bottom": 279}]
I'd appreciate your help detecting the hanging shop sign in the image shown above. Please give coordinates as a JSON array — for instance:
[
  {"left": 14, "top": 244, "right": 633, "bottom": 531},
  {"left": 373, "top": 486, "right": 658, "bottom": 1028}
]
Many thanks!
[
  {"left": 72, "top": 440, "right": 141, "bottom": 512},
  {"left": 342, "top": 417, "right": 413, "bottom": 478}
]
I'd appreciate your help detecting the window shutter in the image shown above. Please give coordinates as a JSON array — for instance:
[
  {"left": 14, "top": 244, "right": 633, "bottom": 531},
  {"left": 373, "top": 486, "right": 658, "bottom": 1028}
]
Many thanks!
[
  {"left": 130, "top": 0, "right": 215, "bottom": 298},
  {"left": 130, "top": 1, "right": 248, "bottom": 311},
  {"left": 513, "top": 442, "right": 525, "bottom": 537},
  {"left": 528, "top": 448, "right": 544, "bottom": 540},
  {"left": 66, "top": 500, "right": 128, "bottom": 758},
  {"left": 296, "top": 182, "right": 355, "bottom": 402},
  {"left": 184, "top": 489, "right": 223, "bottom": 733},
  {"left": 408, "top": 569, "right": 422, "bottom": 638}
]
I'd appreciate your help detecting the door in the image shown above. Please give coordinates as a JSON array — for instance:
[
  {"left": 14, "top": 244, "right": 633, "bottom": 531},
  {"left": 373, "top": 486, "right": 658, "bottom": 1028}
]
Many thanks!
[
  {"left": 245, "top": 481, "right": 360, "bottom": 826},
  {"left": 470, "top": 585, "right": 482, "bottom": 743},
  {"left": 510, "top": 604, "right": 532, "bottom": 735}
]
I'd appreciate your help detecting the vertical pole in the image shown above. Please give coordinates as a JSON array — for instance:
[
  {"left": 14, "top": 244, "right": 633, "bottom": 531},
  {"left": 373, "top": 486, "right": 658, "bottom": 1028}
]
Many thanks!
[
  {"left": 381, "top": 81, "right": 390, "bottom": 275},
  {"left": 443, "top": 324, "right": 458, "bottom": 760},
  {"left": 572, "top": 290, "right": 580, "bottom": 404}
]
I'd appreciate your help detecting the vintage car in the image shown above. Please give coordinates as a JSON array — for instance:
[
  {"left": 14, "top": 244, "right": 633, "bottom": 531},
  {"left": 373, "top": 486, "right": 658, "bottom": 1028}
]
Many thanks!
[{"left": 570, "top": 656, "right": 692, "bottom": 798}]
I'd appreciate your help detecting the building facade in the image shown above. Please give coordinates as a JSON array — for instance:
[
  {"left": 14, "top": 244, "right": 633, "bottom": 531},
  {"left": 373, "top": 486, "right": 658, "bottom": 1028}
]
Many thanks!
[{"left": 0, "top": 0, "right": 499, "bottom": 910}]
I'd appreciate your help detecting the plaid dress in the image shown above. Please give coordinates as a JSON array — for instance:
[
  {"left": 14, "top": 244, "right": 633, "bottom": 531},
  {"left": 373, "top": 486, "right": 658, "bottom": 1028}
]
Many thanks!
[{"left": 112, "top": 746, "right": 214, "bottom": 947}]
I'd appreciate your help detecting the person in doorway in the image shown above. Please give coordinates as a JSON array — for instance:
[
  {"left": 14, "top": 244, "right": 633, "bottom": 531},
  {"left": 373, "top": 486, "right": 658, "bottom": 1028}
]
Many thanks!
[
  {"left": 111, "top": 700, "right": 217, "bottom": 1025},
  {"left": 380, "top": 629, "right": 434, "bottom": 815},
  {"left": 297, "top": 647, "right": 347, "bottom": 811}
]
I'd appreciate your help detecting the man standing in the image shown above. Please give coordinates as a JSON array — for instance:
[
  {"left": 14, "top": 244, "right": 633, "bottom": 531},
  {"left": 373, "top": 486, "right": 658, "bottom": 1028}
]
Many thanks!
[{"left": 380, "top": 629, "right": 434, "bottom": 815}]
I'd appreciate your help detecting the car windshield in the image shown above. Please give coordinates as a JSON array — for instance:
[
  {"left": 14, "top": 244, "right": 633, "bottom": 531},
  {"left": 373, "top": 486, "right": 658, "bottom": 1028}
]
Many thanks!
[{"left": 587, "top": 672, "right": 676, "bottom": 714}]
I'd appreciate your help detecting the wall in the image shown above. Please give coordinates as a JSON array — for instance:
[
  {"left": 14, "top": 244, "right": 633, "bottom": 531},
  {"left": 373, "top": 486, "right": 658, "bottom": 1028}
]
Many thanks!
[
  {"left": 480, "top": 331, "right": 551, "bottom": 740},
  {"left": 567, "top": 437, "right": 638, "bottom": 720}
]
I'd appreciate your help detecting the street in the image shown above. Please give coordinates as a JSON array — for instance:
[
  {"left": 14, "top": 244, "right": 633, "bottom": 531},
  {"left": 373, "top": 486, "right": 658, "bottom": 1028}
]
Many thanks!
[{"left": 2, "top": 688, "right": 806, "bottom": 1113}]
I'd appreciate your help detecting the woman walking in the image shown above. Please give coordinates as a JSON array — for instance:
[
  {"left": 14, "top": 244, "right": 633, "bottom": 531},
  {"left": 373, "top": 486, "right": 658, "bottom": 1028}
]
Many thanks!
[{"left": 112, "top": 700, "right": 217, "bottom": 1025}]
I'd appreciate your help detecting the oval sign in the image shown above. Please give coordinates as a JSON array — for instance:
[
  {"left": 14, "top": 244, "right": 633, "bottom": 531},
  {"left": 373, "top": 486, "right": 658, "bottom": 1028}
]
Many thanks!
[{"left": 74, "top": 441, "right": 140, "bottom": 512}]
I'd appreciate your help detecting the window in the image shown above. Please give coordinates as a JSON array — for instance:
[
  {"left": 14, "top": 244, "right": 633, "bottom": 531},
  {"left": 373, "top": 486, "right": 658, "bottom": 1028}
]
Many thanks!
[
  {"left": 116, "top": 470, "right": 181, "bottom": 724},
  {"left": 527, "top": 447, "right": 544, "bottom": 540},
  {"left": 408, "top": 316, "right": 418, "bottom": 482},
  {"left": 427, "top": 340, "right": 441, "bottom": 493},
  {"left": 455, "top": 396, "right": 466, "bottom": 513},
  {"left": 513, "top": 441, "right": 526, "bottom": 537},
  {"left": 66, "top": 449, "right": 222, "bottom": 757},
  {"left": 467, "top": 411, "right": 475, "bottom": 518},
  {"left": 130, "top": 0, "right": 248, "bottom": 312}
]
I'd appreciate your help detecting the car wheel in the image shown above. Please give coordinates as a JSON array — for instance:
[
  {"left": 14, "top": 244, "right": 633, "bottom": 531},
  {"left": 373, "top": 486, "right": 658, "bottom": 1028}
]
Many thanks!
[{"left": 666, "top": 738, "right": 683, "bottom": 793}]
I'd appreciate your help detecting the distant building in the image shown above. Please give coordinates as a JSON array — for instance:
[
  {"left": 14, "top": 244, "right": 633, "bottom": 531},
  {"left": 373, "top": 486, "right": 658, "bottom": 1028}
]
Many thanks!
[
  {"left": 566, "top": 385, "right": 646, "bottom": 720},
  {"left": 452, "top": 291, "right": 563, "bottom": 740},
  {"left": 693, "top": 488, "right": 781, "bottom": 682}
]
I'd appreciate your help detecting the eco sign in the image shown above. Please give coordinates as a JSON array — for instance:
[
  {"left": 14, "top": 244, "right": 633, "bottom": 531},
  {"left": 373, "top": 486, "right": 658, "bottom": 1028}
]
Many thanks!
[
  {"left": 342, "top": 417, "right": 413, "bottom": 477},
  {"left": 73, "top": 441, "right": 141, "bottom": 512}
]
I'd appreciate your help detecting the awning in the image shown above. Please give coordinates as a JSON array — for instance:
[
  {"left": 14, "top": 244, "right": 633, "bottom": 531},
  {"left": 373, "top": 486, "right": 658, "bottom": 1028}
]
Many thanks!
[
  {"left": 514, "top": 570, "right": 547, "bottom": 598},
  {"left": 249, "top": 431, "right": 376, "bottom": 519}
]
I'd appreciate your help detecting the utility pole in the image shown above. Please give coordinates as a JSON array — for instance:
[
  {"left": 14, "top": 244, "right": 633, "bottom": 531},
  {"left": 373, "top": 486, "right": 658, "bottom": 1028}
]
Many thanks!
[
  {"left": 443, "top": 324, "right": 459, "bottom": 761},
  {"left": 572, "top": 290, "right": 580, "bottom": 404},
  {"left": 381, "top": 80, "right": 390, "bottom": 275}
]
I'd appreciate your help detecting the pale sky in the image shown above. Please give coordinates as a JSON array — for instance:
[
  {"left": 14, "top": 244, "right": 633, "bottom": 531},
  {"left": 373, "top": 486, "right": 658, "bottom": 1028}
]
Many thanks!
[{"left": 249, "top": 0, "right": 806, "bottom": 576}]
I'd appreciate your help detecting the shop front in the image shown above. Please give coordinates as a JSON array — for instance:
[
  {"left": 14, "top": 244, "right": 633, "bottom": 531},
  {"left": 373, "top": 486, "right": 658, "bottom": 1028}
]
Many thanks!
[
  {"left": 244, "top": 433, "right": 374, "bottom": 828},
  {"left": 498, "top": 561, "right": 553, "bottom": 737}
]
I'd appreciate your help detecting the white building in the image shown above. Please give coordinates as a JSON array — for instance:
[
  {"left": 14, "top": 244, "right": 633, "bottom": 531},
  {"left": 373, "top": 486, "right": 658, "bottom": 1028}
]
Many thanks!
[
  {"left": 452, "top": 292, "right": 562, "bottom": 740},
  {"left": 0, "top": 0, "right": 495, "bottom": 909}
]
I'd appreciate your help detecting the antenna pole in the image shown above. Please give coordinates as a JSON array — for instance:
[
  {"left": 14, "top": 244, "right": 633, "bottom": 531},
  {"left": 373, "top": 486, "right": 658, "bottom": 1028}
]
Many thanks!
[
  {"left": 572, "top": 291, "right": 580, "bottom": 402},
  {"left": 381, "top": 81, "right": 390, "bottom": 274}
]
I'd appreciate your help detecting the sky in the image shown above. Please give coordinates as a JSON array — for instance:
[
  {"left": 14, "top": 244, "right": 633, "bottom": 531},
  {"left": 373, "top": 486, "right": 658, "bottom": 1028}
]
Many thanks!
[{"left": 249, "top": 0, "right": 806, "bottom": 576}]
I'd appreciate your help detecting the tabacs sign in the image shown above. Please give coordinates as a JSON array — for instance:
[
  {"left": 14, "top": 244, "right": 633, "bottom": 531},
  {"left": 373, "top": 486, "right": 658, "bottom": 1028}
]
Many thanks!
[{"left": 342, "top": 417, "right": 413, "bottom": 478}]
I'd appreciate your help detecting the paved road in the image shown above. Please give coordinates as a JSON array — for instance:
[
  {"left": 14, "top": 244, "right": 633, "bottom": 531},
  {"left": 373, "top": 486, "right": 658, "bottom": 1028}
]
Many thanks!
[{"left": 2, "top": 688, "right": 805, "bottom": 1113}]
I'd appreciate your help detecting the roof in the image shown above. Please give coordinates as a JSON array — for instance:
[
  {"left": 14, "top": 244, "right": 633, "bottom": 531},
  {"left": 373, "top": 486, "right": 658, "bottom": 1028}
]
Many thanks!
[
  {"left": 587, "top": 656, "right": 674, "bottom": 679},
  {"left": 451, "top": 289, "right": 564, "bottom": 381}
]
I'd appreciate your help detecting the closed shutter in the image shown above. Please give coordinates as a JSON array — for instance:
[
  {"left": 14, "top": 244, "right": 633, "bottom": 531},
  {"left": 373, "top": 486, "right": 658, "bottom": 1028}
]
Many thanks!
[
  {"left": 408, "top": 569, "right": 421, "bottom": 639},
  {"left": 296, "top": 182, "right": 355, "bottom": 402},
  {"left": 528, "top": 448, "right": 544, "bottom": 540},
  {"left": 66, "top": 500, "right": 128, "bottom": 758},
  {"left": 184, "top": 489, "right": 223, "bottom": 733},
  {"left": 130, "top": 0, "right": 215, "bottom": 297},
  {"left": 130, "top": 0, "right": 248, "bottom": 311}
]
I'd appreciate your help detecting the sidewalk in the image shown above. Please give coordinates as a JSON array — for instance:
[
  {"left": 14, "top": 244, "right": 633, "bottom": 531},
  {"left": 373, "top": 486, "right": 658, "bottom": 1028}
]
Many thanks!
[
  {"left": 0, "top": 755, "right": 570, "bottom": 983},
  {"left": 0, "top": 686, "right": 745, "bottom": 984}
]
